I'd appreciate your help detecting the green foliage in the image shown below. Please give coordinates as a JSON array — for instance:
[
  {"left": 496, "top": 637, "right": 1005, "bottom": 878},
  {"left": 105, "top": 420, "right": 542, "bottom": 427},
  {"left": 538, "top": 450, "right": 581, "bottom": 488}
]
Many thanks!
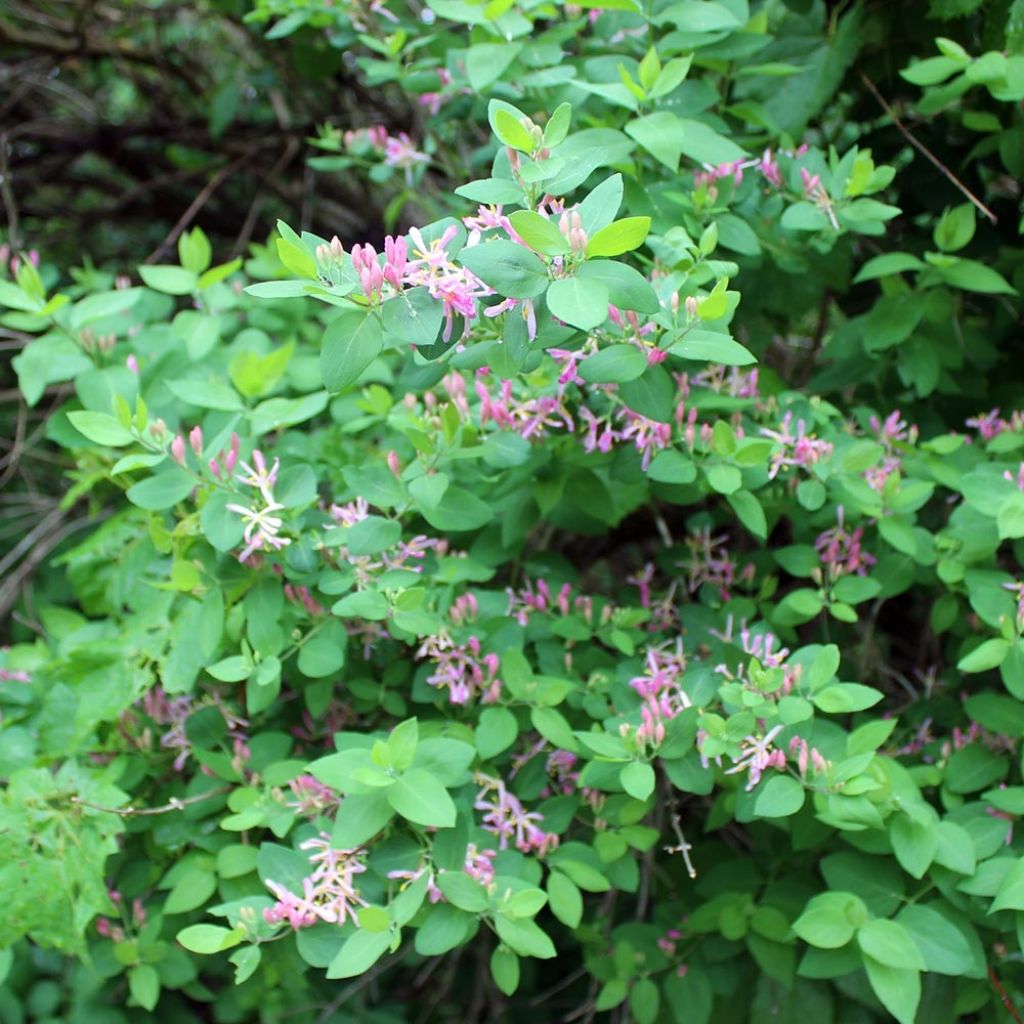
[{"left": 4, "top": 0, "right": 1024, "bottom": 1021}]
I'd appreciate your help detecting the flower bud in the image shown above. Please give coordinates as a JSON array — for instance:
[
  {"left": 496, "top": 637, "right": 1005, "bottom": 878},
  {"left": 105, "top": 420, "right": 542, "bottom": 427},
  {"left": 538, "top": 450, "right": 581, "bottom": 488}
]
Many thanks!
[
  {"left": 387, "top": 450, "right": 402, "bottom": 477},
  {"left": 189, "top": 425, "right": 203, "bottom": 456},
  {"left": 170, "top": 435, "right": 187, "bottom": 466}
]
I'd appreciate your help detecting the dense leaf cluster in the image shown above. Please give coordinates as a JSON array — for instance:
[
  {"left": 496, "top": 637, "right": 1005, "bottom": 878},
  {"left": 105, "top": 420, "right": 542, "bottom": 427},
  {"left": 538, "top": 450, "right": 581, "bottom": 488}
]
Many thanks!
[{"left": 3, "top": 1, "right": 1024, "bottom": 1023}]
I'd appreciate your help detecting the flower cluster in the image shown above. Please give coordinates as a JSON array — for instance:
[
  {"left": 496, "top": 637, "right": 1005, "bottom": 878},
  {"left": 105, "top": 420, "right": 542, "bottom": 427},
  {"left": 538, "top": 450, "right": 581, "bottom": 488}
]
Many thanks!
[
  {"left": 724, "top": 725, "right": 787, "bottom": 790},
  {"left": 473, "top": 773, "right": 559, "bottom": 854},
  {"left": 416, "top": 630, "right": 501, "bottom": 705},
  {"left": 816, "top": 508, "right": 876, "bottom": 580},
  {"left": 226, "top": 449, "right": 291, "bottom": 562},
  {"left": 761, "top": 411, "right": 834, "bottom": 478},
  {"left": 630, "top": 641, "right": 691, "bottom": 748},
  {"left": 263, "top": 834, "right": 368, "bottom": 930}
]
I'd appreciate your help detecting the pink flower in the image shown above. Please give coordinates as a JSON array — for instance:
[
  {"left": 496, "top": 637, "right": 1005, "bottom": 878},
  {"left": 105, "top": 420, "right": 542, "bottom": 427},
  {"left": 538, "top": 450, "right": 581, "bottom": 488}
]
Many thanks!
[
  {"left": 724, "top": 725, "right": 786, "bottom": 790},
  {"left": 263, "top": 834, "right": 368, "bottom": 930},
  {"left": 416, "top": 631, "right": 502, "bottom": 705},
  {"left": 474, "top": 773, "right": 558, "bottom": 854},
  {"left": 761, "top": 412, "right": 833, "bottom": 478},
  {"left": 816, "top": 507, "right": 875, "bottom": 580}
]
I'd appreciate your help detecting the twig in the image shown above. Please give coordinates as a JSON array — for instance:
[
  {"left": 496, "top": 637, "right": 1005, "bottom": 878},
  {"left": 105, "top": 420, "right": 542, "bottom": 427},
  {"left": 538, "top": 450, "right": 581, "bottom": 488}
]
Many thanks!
[
  {"left": 528, "top": 965, "right": 588, "bottom": 1007},
  {"left": 311, "top": 952, "right": 405, "bottom": 1024},
  {"left": 0, "top": 132, "right": 20, "bottom": 248},
  {"left": 665, "top": 811, "right": 697, "bottom": 879},
  {"left": 989, "top": 965, "right": 1024, "bottom": 1024},
  {"left": 144, "top": 153, "right": 250, "bottom": 264},
  {"left": 859, "top": 71, "right": 997, "bottom": 225},
  {"left": 70, "top": 786, "right": 230, "bottom": 818}
]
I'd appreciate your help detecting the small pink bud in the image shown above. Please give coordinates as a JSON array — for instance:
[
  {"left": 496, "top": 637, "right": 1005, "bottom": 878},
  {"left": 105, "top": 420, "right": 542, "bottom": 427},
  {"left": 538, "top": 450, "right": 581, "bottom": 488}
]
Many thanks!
[
  {"left": 387, "top": 451, "right": 401, "bottom": 477},
  {"left": 684, "top": 296, "right": 699, "bottom": 318},
  {"left": 126, "top": 354, "right": 140, "bottom": 374},
  {"left": 209, "top": 458, "right": 221, "bottom": 478},
  {"left": 170, "top": 435, "right": 186, "bottom": 466},
  {"left": 189, "top": 426, "right": 203, "bottom": 456}
]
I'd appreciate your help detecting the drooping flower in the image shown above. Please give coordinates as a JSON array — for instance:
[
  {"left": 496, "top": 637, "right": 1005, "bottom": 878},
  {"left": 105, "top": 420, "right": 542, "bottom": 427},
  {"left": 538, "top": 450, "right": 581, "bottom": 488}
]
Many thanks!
[
  {"left": 263, "top": 834, "right": 368, "bottom": 930},
  {"left": 474, "top": 772, "right": 558, "bottom": 854}
]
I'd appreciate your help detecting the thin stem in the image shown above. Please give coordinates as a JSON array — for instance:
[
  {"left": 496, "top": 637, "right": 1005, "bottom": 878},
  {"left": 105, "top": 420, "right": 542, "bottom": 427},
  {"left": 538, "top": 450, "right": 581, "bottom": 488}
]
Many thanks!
[{"left": 859, "top": 71, "right": 997, "bottom": 225}]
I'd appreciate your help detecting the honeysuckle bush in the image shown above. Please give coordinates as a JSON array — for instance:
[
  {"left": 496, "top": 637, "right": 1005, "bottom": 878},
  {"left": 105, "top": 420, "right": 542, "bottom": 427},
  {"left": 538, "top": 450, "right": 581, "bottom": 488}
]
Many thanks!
[{"left": 5, "top": 3, "right": 1024, "bottom": 1024}]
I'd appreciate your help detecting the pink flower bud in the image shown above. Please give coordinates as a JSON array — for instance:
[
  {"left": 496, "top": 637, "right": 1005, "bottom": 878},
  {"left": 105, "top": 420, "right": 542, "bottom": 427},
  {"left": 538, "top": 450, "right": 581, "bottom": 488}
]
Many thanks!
[
  {"left": 170, "top": 435, "right": 186, "bottom": 466},
  {"left": 387, "top": 450, "right": 401, "bottom": 477},
  {"left": 189, "top": 426, "right": 203, "bottom": 456},
  {"left": 126, "top": 354, "right": 140, "bottom": 374},
  {"left": 209, "top": 458, "right": 221, "bottom": 478}
]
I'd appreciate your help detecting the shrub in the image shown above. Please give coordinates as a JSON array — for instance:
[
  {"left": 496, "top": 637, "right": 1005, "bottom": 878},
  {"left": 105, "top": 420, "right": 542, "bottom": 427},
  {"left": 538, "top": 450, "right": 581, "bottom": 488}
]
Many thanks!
[{"left": 3, "top": 1, "right": 1024, "bottom": 1023}]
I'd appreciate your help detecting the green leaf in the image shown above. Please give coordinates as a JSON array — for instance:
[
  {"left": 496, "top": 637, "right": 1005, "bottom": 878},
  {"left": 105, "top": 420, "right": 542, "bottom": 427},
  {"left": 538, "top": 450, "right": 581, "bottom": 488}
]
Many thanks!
[
  {"left": 326, "top": 929, "right": 391, "bottom": 979},
  {"left": 897, "top": 904, "right": 986, "bottom": 978},
  {"left": 381, "top": 287, "right": 444, "bottom": 347},
  {"left": 493, "top": 108, "right": 535, "bottom": 152},
  {"left": 862, "top": 957, "right": 920, "bottom": 1024},
  {"left": 164, "top": 868, "right": 217, "bottom": 914},
  {"left": 579, "top": 344, "right": 648, "bottom": 384},
  {"left": 654, "top": 0, "right": 742, "bottom": 31},
  {"left": 332, "top": 589, "right": 390, "bottom": 620},
  {"left": 577, "top": 260, "right": 659, "bottom": 313},
  {"left": 585, "top": 217, "right": 651, "bottom": 258},
  {"left": 200, "top": 491, "right": 246, "bottom": 551},
  {"left": 138, "top": 265, "right": 198, "bottom": 295},
  {"left": 129, "top": 964, "right": 160, "bottom": 1011},
  {"left": 458, "top": 241, "right": 549, "bottom": 299},
  {"left": 331, "top": 515, "right": 400, "bottom": 556},
  {"left": 126, "top": 469, "right": 195, "bottom": 510},
  {"left": 466, "top": 42, "right": 522, "bottom": 92},
  {"left": 494, "top": 915, "right": 557, "bottom": 959},
  {"left": 476, "top": 707, "right": 519, "bottom": 758},
  {"left": 67, "top": 411, "right": 135, "bottom": 447},
  {"left": 619, "top": 364, "right": 674, "bottom": 422},
  {"left": 276, "top": 238, "right": 318, "bottom": 281},
  {"left": 437, "top": 873, "right": 489, "bottom": 913},
  {"left": 547, "top": 871, "right": 583, "bottom": 928},
  {"left": 934, "top": 258, "right": 1016, "bottom": 295},
  {"left": 297, "top": 623, "right": 347, "bottom": 678},
  {"left": 946, "top": 743, "right": 1008, "bottom": 793},
  {"left": 933, "top": 203, "right": 976, "bottom": 252},
  {"left": 69, "top": 288, "right": 143, "bottom": 331},
  {"left": 388, "top": 768, "right": 456, "bottom": 827},
  {"left": 415, "top": 903, "right": 477, "bottom": 954},
  {"left": 669, "top": 329, "right": 756, "bottom": 366},
  {"left": 620, "top": 762, "right": 655, "bottom": 800},
  {"left": 177, "top": 924, "right": 242, "bottom": 954},
  {"left": 625, "top": 111, "right": 683, "bottom": 171},
  {"left": 853, "top": 252, "right": 927, "bottom": 282},
  {"left": 491, "top": 946, "right": 521, "bottom": 995},
  {"left": 753, "top": 775, "right": 805, "bottom": 817},
  {"left": 857, "top": 919, "right": 926, "bottom": 970},
  {"left": 727, "top": 491, "right": 767, "bottom": 541},
  {"left": 890, "top": 813, "right": 937, "bottom": 879},
  {"left": 321, "top": 310, "right": 384, "bottom": 392},
  {"left": 990, "top": 856, "right": 1024, "bottom": 912},
  {"left": 331, "top": 791, "right": 395, "bottom": 847},
  {"left": 958, "top": 638, "right": 1010, "bottom": 672},
  {"left": 508, "top": 211, "right": 569, "bottom": 256},
  {"left": 419, "top": 487, "right": 493, "bottom": 531},
  {"left": 792, "top": 892, "right": 867, "bottom": 948}
]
